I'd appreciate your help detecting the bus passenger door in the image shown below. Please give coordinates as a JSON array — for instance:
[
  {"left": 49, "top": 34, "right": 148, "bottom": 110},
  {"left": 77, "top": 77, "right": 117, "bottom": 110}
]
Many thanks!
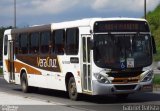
[
  {"left": 82, "top": 35, "right": 91, "bottom": 92},
  {"left": 8, "top": 40, "right": 15, "bottom": 83}
]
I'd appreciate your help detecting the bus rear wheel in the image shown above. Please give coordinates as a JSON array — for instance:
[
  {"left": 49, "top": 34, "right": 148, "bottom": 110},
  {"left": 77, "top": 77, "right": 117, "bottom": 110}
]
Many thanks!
[
  {"left": 68, "top": 77, "right": 78, "bottom": 100},
  {"left": 21, "top": 72, "right": 30, "bottom": 93}
]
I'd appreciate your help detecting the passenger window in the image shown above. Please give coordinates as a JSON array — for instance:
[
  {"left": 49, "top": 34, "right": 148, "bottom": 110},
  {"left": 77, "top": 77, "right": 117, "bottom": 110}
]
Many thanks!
[
  {"left": 66, "top": 28, "right": 79, "bottom": 55},
  {"left": 4, "top": 35, "right": 8, "bottom": 55},
  {"left": 19, "top": 33, "right": 28, "bottom": 54},
  {"left": 40, "top": 32, "right": 50, "bottom": 54},
  {"left": 53, "top": 30, "right": 65, "bottom": 55},
  {"left": 15, "top": 34, "right": 19, "bottom": 54},
  {"left": 29, "top": 32, "right": 40, "bottom": 54}
]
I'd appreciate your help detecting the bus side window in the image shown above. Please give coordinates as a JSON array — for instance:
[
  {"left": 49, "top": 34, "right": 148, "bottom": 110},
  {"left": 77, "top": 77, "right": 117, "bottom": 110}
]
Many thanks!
[
  {"left": 29, "top": 32, "right": 40, "bottom": 54},
  {"left": 15, "top": 34, "right": 19, "bottom": 54},
  {"left": 40, "top": 31, "right": 50, "bottom": 54},
  {"left": 66, "top": 28, "right": 79, "bottom": 55},
  {"left": 4, "top": 35, "right": 8, "bottom": 55},
  {"left": 19, "top": 33, "right": 28, "bottom": 54},
  {"left": 53, "top": 29, "right": 65, "bottom": 55}
]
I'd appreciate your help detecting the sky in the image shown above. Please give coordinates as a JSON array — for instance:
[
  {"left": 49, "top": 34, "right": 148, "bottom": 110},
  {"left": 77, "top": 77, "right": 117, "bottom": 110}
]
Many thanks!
[{"left": 0, "top": 0, "right": 160, "bottom": 27}]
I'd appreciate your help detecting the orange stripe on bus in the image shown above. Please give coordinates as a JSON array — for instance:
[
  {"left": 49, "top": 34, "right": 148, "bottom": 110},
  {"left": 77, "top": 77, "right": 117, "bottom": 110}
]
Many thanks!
[
  {"left": 5, "top": 60, "right": 41, "bottom": 75},
  {"left": 5, "top": 60, "right": 10, "bottom": 72},
  {"left": 14, "top": 61, "right": 41, "bottom": 75}
]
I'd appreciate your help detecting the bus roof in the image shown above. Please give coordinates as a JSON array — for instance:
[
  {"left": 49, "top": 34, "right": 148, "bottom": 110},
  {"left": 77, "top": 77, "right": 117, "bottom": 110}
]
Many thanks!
[
  {"left": 4, "top": 17, "right": 147, "bottom": 34},
  {"left": 10, "top": 24, "right": 51, "bottom": 35},
  {"left": 51, "top": 17, "right": 147, "bottom": 30},
  {"left": 4, "top": 29, "right": 12, "bottom": 35}
]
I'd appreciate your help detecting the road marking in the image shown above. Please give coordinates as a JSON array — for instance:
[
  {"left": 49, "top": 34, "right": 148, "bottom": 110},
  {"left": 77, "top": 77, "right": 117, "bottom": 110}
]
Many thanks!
[
  {"left": 67, "top": 106, "right": 97, "bottom": 111},
  {"left": 25, "top": 97, "right": 66, "bottom": 105},
  {"left": 0, "top": 91, "right": 66, "bottom": 105}
]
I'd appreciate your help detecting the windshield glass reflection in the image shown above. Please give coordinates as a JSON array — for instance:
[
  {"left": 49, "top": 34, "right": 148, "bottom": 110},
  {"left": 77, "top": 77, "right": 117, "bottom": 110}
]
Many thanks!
[{"left": 93, "top": 34, "right": 152, "bottom": 69}]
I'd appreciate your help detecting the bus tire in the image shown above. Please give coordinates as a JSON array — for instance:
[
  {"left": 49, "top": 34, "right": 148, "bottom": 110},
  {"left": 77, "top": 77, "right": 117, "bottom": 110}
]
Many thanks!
[
  {"left": 68, "top": 77, "right": 78, "bottom": 100},
  {"left": 21, "top": 72, "right": 30, "bottom": 93}
]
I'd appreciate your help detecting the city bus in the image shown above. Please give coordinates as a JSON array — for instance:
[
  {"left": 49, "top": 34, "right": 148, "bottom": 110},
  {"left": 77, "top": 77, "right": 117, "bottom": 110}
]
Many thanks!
[{"left": 3, "top": 18, "right": 156, "bottom": 100}]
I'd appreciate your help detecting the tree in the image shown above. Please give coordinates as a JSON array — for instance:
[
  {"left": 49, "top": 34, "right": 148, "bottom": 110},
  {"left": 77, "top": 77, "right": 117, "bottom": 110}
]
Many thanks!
[{"left": 147, "top": 4, "right": 160, "bottom": 61}]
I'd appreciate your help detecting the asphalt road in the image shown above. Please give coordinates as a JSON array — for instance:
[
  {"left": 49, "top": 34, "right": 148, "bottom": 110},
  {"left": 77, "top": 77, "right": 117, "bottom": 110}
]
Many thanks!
[{"left": 0, "top": 77, "right": 160, "bottom": 111}]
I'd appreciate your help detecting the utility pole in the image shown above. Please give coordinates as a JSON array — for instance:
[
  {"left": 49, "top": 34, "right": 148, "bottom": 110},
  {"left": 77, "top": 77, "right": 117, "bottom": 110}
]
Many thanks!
[
  {"left": 14, "top": 0, "right": 16, "bottom": 28},
  {"left": 144, "top": 0, "right": 147, "bottom": 19}
]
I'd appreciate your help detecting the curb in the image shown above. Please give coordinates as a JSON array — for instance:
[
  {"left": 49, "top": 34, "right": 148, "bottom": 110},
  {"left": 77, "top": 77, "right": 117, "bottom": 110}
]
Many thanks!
[
  {"left": 0, "top": 75, "right": 3, "bottom": 78},
  {"left": 153, "top": 84, "right": 160, "bottom": 88},
  {"left": 153, "top": 88, "right": 160, "bottom": 91},
  {"left": 153, "top": 84, "right": 160, "bottom": 91}
]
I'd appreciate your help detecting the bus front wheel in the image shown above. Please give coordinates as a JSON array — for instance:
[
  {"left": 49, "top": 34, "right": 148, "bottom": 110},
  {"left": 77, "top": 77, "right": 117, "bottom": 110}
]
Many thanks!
[{"left": 68, "top": 77, "right": 78, "bottom": 100}]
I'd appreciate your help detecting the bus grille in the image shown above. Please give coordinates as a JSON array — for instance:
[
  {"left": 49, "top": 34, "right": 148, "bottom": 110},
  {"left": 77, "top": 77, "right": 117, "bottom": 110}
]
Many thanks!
[
  {"left": 112, "top": 77, "right": 139, "bottom": 84},
  {"left": 114, "top": 85, "right": 137, "bottom": 90},
  {"left": 109, "top": 71, "right": 141, "bottom": 84}
]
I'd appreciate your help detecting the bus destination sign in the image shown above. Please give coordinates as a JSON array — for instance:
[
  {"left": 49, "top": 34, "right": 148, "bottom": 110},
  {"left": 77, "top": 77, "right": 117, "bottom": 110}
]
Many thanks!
[{"left": 94, "top": 21, "right": 149, "bottom": 33}]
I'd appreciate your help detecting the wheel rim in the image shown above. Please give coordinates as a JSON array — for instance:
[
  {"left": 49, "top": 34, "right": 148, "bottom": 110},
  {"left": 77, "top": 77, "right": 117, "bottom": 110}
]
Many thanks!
[
  {"left": 70, "top": 82, "right": 77, "bottom": 96},
  {"left": 22, "top": 77, "right": 26, "bottom": 91}
]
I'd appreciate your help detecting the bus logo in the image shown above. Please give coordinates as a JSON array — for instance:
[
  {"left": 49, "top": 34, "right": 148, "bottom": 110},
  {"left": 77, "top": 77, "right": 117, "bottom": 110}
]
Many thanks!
[{"left": 37, "top": 57, "right": 57, "bottom": 68}]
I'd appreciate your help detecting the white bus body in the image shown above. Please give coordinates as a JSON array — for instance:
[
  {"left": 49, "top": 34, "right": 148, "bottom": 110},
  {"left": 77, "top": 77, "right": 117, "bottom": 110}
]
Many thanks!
[{"left": 3, "top": 18, "right": 155, "bottom": 100}]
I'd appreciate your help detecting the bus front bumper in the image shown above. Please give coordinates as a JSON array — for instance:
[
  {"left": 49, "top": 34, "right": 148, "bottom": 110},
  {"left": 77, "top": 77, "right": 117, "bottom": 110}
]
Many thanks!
[{"left": 92, "top": 80, "right": 153, "bottom": 95}]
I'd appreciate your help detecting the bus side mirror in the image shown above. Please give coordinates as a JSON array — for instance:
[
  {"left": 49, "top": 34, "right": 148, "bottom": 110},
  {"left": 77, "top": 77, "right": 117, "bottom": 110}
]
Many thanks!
[{"left": 151, "top": 36, "right": 157, "bottom": 54}]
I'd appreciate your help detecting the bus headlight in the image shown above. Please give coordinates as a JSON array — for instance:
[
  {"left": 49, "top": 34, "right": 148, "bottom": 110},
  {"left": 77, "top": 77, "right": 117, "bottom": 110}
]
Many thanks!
[
  {"left": 94, "top": 73, "right": 110, "bottom": 84},
  {"left": 141, "top": 71, "right": 153, "bottom": 82}
]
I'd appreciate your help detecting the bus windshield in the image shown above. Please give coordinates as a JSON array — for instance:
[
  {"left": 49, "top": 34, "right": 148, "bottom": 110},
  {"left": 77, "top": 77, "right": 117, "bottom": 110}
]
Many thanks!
[{"left": 93, "top": 34, "right": 152, "bottom": 69}]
